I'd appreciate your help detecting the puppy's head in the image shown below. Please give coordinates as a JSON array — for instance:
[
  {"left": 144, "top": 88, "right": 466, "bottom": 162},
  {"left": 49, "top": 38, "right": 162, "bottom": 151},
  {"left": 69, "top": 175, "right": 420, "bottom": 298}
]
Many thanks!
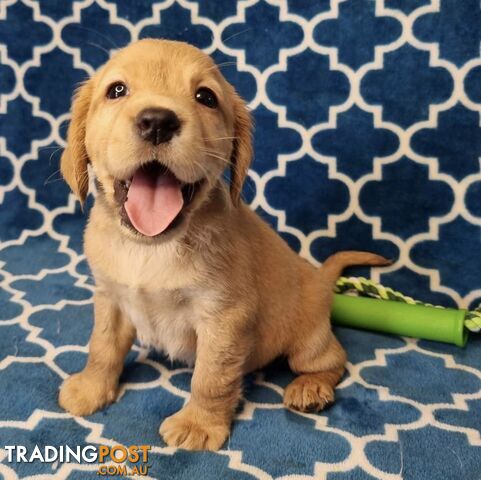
[{"left": 61, "top": 39, "right": 252, "bottom": 240}]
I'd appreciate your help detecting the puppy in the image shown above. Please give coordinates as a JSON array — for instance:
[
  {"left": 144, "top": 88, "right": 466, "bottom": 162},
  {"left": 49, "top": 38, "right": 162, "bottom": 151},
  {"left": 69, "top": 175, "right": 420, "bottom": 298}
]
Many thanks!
[{"left": 58, "top": 39, "right": 388, "bottom": 451}]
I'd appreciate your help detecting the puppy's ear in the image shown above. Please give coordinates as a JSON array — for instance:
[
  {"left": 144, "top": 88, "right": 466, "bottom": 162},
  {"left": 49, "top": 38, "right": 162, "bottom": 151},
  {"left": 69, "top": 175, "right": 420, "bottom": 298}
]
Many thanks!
[
  {"left": 61, "top": 80, "right": 93, "bottom": 204},
  {"left": 230, "top": 92, "right": 253, "bottom": 206}
]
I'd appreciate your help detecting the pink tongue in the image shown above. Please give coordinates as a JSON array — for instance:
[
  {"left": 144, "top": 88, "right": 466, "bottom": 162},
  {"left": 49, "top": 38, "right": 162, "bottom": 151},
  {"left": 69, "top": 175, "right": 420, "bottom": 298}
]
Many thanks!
[{"left": 124, "top": 168, "right": 184, "bottom": 237}]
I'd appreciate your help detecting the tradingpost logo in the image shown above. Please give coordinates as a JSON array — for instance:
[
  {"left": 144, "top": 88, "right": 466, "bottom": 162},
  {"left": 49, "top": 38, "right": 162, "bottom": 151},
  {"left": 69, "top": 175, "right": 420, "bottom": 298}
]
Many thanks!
[{"left": 4, "top": 444, "right": 152, "bottom": 476}]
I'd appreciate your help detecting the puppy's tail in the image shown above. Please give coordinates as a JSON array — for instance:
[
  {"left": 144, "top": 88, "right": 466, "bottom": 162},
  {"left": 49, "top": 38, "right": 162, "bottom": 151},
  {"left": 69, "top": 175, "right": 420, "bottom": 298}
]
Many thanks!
[{"left": 319, "top": 251, "right": 391, "bottom": 290}]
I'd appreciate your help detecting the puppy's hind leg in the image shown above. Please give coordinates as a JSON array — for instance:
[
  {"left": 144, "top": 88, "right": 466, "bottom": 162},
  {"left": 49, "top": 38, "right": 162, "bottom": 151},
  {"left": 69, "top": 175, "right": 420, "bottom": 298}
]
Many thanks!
[
  {"left": 283, "top": 250, "right": 388, "bottom": 412},
  {"left": 284, "top": 333, "right": 346, "bottom": 413}
]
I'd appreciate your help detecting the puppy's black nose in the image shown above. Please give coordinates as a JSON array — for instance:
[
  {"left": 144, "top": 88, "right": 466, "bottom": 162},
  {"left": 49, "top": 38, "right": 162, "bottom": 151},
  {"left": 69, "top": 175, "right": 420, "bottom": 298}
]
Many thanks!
[{"left": 136, "top": 108, "right": 181, "bottom": 145}]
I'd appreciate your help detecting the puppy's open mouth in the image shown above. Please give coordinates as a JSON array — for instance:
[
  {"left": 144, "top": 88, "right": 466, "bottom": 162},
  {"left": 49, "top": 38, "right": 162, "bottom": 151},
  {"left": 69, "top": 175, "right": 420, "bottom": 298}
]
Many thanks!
[{"left": 114, "top": 161, "right": 204, "bottom": 237}]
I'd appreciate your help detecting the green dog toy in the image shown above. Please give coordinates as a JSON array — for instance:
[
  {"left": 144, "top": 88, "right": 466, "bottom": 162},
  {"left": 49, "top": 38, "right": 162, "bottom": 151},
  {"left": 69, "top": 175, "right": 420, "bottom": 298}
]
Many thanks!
[{"left": 332, "top": 277, "right": 481, "bottom": 347}]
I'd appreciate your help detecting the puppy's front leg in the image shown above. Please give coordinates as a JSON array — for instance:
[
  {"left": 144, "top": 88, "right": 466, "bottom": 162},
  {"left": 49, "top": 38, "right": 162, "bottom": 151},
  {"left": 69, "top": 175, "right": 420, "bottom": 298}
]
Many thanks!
[
  {"left": 59, "top": 292, "right": 135, "bottom": 416},
  {"left": 160, "top": 308, "right": 251, "bottom": 451}
]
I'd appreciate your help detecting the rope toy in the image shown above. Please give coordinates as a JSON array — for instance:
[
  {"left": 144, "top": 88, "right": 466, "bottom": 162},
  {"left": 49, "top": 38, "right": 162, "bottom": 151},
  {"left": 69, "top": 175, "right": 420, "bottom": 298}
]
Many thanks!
[{"left": 332, "top": 277, "right": 481, "bottom": 347}]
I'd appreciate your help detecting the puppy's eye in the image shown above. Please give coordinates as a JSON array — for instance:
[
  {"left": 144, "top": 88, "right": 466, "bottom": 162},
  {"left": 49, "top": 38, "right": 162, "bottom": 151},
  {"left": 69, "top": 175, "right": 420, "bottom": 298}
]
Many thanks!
[
  {"left": 195, "top": 87, "right": 217, "bottom": 109},
  {"left": 106, "top": 82, "right": 128, "bottom": 99}
]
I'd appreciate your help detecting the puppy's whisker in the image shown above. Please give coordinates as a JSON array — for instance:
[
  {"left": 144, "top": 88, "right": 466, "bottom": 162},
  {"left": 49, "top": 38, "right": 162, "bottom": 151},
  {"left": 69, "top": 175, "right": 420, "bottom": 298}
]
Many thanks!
[
  {"left": 48, "top": 147, "right": 64, "bottom": 165},
  {"left": 44, "top": 178, "right": 65, "bottom": 186},
  {"left": 69, "top": 25, "right": 121, "bottom": 49},
  {"left": 202, "top": 136, "right": 238, "bottom": 142},
  {"left": 206, "top": 62, "right": 237, "bottom": 73},
  {"left": 201, "top": 150, "right": 231, "bottom": 166},
  {"left": 202, "top": 154, "right": 231, "bottom": 168},
  {"left": 189, "top": 157, "right": 211, "bottom": 180},
  {"left": 87, "top": 41, "right": 112, "bottom": 56},
  {"left": 217, "top": 61, "right": 238, "bottom": 68},
  {"left": 44, "top": 168, "right": 62, "bottom": 186},
  {"left": 204, "top": 151, "right": 256, "bottom": 196},
  {"left": 38, "top": 145, "right": 63, "bottom": 151},
  {"left": 221, "top": 171, "right": 256, "bottom": 197},
  {"left": 200, "top": 151, "right": 250, "bottom": 190},
  {"left": 199, "top": 147, "right": 227, "bottom": 156},
  {"left": 202, "top": 148, "right": 256, "bottom": 196},
  {"left": 222, "top": 28, "right": 252, "bottom": 44}
]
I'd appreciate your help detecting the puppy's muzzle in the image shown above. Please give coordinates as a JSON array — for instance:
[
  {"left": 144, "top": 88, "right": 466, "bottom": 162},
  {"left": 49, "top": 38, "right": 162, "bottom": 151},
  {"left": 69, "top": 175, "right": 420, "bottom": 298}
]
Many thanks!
[{"left": 136, "top": 107, "right": 181, "bottom": 145}]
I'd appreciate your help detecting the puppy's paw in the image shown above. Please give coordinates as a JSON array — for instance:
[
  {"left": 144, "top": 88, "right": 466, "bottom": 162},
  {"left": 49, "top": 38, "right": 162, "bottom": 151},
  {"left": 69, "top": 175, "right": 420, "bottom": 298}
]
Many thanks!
[
  {"left": 284, "top": 376, "right": 334, "bottom": 413},
  {"left": 59, "top": 372, "right": 117, "bottom": 416},
  {"left": 159, "top": 404, "right": 229, "bottom": 451}
]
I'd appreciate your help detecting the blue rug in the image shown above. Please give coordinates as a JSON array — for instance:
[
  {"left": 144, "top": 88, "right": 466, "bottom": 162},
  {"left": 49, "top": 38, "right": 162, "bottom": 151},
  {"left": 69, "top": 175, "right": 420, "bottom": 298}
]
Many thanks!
[{"left": 1, "top": 1, "right": 481, "bottom": 478}]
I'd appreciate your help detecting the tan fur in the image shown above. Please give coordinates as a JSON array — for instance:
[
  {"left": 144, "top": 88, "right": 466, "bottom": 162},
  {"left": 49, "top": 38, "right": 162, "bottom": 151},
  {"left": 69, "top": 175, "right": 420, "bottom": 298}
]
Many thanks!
[
  {"left": 61, "top": 79, "right": 93, "bottom": 204},
  {"left": 58, "top": 39, "right": 389, "bottom": 451}
]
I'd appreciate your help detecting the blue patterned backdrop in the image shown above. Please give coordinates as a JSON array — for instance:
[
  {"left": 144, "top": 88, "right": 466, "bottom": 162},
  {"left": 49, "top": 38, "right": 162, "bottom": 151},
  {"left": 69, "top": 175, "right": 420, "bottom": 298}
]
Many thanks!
[{"left": 1, "top": 1, "right": 481, "bottom": 479}]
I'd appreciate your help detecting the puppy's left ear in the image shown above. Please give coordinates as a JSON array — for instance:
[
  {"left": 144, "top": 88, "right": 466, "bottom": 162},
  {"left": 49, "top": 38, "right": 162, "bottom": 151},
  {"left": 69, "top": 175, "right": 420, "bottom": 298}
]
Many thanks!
[
  {"left": 230, "top": 92, "right": 253, "bottom": 206},
  {"left": 61, "top": 79, "right": 93, "bottom": 205}
]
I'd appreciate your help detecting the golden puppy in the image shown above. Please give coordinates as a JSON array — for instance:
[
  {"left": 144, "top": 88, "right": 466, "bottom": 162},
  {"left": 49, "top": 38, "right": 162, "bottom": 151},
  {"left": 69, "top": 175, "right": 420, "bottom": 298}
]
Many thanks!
[{"left": 58, "top": 39, "right": 388, "bottom": 451}]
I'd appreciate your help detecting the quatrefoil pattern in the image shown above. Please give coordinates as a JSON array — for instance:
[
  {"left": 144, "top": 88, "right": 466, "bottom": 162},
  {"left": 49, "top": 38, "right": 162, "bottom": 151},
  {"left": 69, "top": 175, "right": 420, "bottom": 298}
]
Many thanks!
[{"left": 1, "top": 1, "right": 481, "bottom": 479}]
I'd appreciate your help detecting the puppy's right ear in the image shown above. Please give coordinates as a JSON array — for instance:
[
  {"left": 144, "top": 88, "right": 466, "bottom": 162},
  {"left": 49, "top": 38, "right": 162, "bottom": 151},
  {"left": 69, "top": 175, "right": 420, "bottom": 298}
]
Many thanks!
[{"left": 61, "top": 80, "right": 93, "bottom": 204}]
